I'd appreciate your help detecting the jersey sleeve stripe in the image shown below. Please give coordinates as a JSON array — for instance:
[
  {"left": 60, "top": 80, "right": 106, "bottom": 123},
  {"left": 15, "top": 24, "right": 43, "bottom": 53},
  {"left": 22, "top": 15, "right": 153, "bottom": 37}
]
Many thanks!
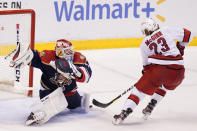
[
  {"left": 75, "top": 67, "right": 90, "bottom": 83},
  {"left": 183, "top": 28, "right": 191, "bottom": 42}
]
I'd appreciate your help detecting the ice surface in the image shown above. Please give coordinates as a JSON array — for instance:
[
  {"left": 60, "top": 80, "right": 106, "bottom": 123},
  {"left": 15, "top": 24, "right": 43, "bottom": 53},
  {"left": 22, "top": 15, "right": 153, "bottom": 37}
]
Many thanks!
[{"left": 0, "top": 47, "right": 197, "bottom": 131}]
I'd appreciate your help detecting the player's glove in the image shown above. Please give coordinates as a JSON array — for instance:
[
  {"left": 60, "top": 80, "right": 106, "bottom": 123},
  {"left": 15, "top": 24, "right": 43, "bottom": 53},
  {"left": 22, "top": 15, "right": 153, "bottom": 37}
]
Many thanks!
[
  {"left": 9, "top": 49, "right": 33, "bottom": 68},
  {"left": 142, "top": 64, "right": 151, "bottom": 74},
  {"left": 176, "top": 42, "right": 185, "bottom": 56},
  {"left": 5, "top": 42, "right": 33, "bottom": 68}
]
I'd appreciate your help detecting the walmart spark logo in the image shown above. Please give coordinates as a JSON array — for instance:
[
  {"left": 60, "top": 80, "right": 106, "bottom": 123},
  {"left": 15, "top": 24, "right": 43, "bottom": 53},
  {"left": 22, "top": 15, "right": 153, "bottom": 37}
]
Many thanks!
[
  {"left": 54, "top": 0, "right": 166, "bottom": 22},
  {"left": 156, "top": 0, "right": 166, "bottom": 22}
]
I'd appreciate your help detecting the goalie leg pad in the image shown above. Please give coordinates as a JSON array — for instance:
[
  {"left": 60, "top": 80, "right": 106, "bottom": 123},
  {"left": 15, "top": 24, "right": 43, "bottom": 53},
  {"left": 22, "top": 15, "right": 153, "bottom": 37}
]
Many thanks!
[
  {"left": 41, "top": 87, "right": 68, "bottom": 122},
  {"left": 26, "top": 87, "right": 68, "bottom": 125}
]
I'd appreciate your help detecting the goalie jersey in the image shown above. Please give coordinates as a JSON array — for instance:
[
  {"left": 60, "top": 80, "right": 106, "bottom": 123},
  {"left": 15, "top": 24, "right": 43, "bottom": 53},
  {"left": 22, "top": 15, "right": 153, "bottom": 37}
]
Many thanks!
[{"left": 29, "top": 50, "right": 92, "bottom": 97}]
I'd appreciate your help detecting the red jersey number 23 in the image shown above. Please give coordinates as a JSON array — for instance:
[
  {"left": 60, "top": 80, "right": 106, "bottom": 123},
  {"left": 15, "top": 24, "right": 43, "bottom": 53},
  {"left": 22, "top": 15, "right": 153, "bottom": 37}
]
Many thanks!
[{"left": 149, "top": 37, "right": 170, "bottom": 55}]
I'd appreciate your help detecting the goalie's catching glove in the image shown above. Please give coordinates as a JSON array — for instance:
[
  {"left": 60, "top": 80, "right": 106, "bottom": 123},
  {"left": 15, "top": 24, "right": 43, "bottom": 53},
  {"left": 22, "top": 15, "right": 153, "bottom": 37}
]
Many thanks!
[
  {"left": 9, "top": 49, "right": 33, "bottom": 68},
  {"left": 5, "top": 42, "right": 33, "bottom": 68}
]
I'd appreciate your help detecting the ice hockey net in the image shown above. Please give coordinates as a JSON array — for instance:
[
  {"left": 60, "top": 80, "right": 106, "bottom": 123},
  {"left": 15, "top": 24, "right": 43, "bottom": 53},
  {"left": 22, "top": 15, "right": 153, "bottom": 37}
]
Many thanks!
[{"left": 0, "top": 9, "right": 35, "bottom": 97}]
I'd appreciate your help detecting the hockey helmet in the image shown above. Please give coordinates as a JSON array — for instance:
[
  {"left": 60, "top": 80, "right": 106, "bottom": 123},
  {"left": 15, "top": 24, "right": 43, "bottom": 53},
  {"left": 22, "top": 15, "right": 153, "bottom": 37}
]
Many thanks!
[
  {"left": 141, "top": 18, "right": 159, "bottom": 36},
  {"left": 55, "top": 39, "right": 74, "bottom": 60}
]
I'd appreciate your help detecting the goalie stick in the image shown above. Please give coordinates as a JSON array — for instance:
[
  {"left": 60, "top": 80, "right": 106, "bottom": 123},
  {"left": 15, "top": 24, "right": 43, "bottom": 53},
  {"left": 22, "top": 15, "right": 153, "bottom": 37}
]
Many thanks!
[{"left": 92, "top": 85, "right": 134, "bottom": 108}]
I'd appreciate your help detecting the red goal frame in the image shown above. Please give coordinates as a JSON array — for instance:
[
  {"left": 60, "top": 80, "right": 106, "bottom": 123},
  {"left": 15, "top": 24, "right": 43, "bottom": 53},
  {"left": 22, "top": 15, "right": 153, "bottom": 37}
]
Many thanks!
[{"left": 0, "top": 9, "right": 35, "bottom": 96}]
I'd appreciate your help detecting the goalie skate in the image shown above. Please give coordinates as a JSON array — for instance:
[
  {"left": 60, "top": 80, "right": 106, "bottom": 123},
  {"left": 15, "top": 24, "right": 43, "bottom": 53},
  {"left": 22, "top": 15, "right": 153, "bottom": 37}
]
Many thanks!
[
  {"left": 25, "top": 111, "right": 46, "bottom": 126},
  {"left": 112, "top": 108, "right": 132, "bottom": 125},
  {"left": 142, "top": 99, "right": 157, "bottom": 120},
  {"left": 71, "top": 92, "right": 90, "bottom": 113},
  {"left": 81, "top": 93, "right": 90, "bottom": 112}
]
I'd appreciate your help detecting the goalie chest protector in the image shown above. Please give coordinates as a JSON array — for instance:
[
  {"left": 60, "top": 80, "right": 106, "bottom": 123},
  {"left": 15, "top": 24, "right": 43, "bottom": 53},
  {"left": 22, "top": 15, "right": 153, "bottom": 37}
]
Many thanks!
[{"left": 55, "top": 58, "right": 71, "bottom": 73}]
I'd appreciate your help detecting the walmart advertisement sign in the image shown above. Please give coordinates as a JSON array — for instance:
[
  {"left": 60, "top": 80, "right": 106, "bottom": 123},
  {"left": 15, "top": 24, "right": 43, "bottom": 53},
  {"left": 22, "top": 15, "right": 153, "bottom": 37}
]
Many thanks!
[
  {"left": 1, "top": 0, "right": 196, "bottom": 42},
  {"left": 54, "top": 0, "right": 155, "bottom": 21}
]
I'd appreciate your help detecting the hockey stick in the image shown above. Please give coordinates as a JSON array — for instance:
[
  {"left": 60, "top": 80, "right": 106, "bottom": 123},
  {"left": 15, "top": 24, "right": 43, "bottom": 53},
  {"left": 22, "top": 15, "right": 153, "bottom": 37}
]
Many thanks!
[{"left": 92, "top": 85, "right": 134, "bottom": 108}]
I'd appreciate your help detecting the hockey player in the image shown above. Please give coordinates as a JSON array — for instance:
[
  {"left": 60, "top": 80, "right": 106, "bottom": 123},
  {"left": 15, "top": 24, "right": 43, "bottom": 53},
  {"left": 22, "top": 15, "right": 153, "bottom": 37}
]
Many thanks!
[
  {"left": 9, "top": 39, "right": 92, "bottom": 125},
  {"left": 112, "top": 18, "right": 193, "bottom": 124}
]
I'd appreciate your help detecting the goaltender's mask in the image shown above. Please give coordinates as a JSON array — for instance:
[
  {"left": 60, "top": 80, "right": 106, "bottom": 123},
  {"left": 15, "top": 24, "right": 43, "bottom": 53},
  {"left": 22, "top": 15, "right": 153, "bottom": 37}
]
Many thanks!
[{"left": 55, "top": 39, "right": 74, "bottom": 60}]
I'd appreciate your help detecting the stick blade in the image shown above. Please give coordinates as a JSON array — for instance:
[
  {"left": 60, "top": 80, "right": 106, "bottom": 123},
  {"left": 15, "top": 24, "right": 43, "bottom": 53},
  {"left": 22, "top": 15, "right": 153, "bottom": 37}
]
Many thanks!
[{"left": 92, "top": 99, "right": 109, "bottom": 108}]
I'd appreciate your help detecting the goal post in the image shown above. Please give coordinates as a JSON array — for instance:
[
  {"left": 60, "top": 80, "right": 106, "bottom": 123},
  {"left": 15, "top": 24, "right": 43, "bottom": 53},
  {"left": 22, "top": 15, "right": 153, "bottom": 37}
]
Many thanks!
[{"left": 0, "top": 9, "right": 35, "bottom": 97}]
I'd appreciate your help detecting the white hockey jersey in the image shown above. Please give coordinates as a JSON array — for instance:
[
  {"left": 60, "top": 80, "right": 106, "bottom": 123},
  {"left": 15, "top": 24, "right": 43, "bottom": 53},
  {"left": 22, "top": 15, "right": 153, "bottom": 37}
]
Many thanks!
[{"left": 140, "top": 26, "right": 193, "bottom": 66}]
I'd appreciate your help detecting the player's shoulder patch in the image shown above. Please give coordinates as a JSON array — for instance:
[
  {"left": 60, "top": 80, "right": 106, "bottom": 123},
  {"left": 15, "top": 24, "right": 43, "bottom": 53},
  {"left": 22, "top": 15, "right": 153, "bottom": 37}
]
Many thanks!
[
  {"left": 73, "top": 52, "right": 86, "bottom": 64},
  {"left": 39, "top": 50, "right": 55, "bottom": 56},
  {"left": 39, "top": 50, "right": 56, "bottom": 64},
  {"left": 79, "top": 54, "right": 86, "bottom": 60},
  {"left": 40, "top": 51, "right": 46, "bottom": 57}
]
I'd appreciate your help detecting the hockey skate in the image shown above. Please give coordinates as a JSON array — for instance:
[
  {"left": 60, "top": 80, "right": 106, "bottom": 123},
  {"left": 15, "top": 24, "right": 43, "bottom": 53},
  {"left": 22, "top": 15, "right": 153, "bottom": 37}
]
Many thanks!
[
  {"left": 142, "top": 99, "right": 157, "bottom": 120},
  {"left": 112, "top": 108, "right": 133, "bottom": 125},
  {"left": 25, "top": 111, "right": 46, "bottom": 126}
]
